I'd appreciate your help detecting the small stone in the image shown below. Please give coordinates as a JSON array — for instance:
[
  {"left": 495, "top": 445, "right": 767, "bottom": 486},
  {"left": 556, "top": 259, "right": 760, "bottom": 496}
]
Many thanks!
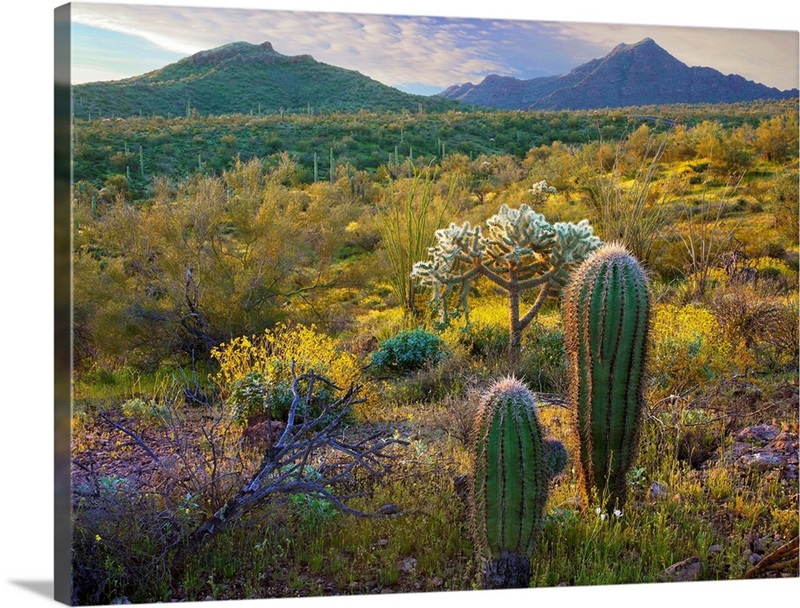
[
  {"left": 381, "top": 588, "right": 393, "bottom": 594},
  {"left": 204, "top": 597, "right": 214, "bottom": 602},
  {"left": 648, "top": 481, "right": 669, "bottom": 501},
  {"left": 377, "top": 504, "right": 401, "bottom": 515},
  {"left": 739, "top": 451, "right": 785, "bottom": 471},
  {"left": 376, "top": 538, "right": 389, "bottom": 547},
  {"left": 400, "top": 557, "right": 417, "bottom": 573},
  {"left": 750, "top": 535, "right": 770, "bottom": 554},
  {"left": 111, "top": 599, "right": 132, "bottom": 605},
  {"left": 431, "top": 577, "right": 444, "bottom": 587},
  {"left": 708, "top": 544, "right": 723, "bottom": 556},
  {"left": 661, "top": 556, "right": 702, "bottom": 582},
  {"left": 735, "top": 424, "right": 780, "bottom": 445}
]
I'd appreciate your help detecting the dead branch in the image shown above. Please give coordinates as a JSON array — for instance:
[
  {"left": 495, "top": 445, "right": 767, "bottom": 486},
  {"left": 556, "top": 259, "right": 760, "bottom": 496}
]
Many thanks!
[
  {"left": 168, "top": 362, "right": 409, "bottom": 574},
  {"left": 98, "top": 412, "right": 163, "bottom": 466},
  {"left": 744, "top": 536, "right": 799, "bottom": 579}
]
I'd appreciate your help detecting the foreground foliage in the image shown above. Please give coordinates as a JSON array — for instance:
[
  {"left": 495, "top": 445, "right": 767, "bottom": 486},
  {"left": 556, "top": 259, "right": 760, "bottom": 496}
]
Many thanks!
[{"left": 71, "top": 99, "right": 798, "bottom": 604}]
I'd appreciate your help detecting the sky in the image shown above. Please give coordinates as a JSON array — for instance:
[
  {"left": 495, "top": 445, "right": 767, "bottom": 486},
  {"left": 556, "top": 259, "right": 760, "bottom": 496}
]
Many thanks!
[
  {"left": 0, "top": 2, "right": 799, "bottom": 608},
  {"left": 68, "top": 0, "right": 800, "bottom": 95}
]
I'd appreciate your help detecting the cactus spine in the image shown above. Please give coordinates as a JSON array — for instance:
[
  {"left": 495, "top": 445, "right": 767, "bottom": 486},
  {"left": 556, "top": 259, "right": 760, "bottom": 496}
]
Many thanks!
[
  {"left": 564, "top": 243, "right": 650, "bottom": 512},
  {"left": 470, "top": 377, "right": 563, "bottom": 589}
]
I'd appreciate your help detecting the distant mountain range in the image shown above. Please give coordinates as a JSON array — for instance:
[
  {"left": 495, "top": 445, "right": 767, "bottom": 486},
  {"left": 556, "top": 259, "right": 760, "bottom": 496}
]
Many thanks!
[
  {"left": 73, "top": 38, "right": 797, "bottom": 119},
  {"left": 72, "top": 41, "right": 458, "bottom": 119},
  {"left": 438, "top": 38, "right": 798, "bottom": 110}
]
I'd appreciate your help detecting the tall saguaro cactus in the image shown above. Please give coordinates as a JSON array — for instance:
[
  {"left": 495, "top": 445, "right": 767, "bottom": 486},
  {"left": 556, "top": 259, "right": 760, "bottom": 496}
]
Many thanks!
[
  {"left": 470, "top": 377, "right": 566, "bottom": 589},
  {"left": 564, "top": 243, "right": 650, "bottom": 512}
]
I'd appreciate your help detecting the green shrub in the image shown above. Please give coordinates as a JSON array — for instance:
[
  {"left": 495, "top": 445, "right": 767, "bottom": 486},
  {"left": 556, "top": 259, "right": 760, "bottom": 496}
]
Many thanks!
[
  {"left": 459, "top": 324, "right": 510, "bottom": 359},
  {"left": 369, "top": 328, "right": 447, "bottom": 375},
  {"left": 228, "top": 370, "right": 338, "bottom": 425},
  {"left": 518, "top": 321, "right": 567, "bottom": 394}
]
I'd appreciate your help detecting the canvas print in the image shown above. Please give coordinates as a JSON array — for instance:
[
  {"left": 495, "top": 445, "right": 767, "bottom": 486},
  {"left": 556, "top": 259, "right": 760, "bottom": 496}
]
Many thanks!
[{"left": 54, "top": 2, "right": 800, "bottom": 605}]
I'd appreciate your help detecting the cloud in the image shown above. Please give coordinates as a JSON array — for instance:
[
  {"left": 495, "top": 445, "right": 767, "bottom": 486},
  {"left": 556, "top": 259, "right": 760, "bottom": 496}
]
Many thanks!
[{"left": 70, "top": 2, "right": 798, "bottom": 91}]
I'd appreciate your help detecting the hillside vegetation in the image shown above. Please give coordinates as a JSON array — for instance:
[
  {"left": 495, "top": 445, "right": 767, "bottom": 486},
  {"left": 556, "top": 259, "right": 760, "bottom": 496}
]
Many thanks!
[
  {"left": 70, "top": 99, "right": 799, "bottom": 604},
  {"left": 72, "top": 41, "right": 459, "bottom": 119}
]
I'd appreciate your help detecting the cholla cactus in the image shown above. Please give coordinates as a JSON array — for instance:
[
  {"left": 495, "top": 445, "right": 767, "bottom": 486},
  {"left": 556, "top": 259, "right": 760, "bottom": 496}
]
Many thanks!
[
  {"left": 412, "top": 202, "right": 601, "bottom": 361},
  {"left": 529, "top": 179, "right": 557, "bottom": 204}
]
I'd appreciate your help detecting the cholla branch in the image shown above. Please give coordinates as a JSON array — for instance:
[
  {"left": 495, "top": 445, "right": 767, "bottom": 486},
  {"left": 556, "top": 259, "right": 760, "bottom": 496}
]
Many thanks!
[{"left": 411, "top": 195, "right": 601, "bottom": 361}]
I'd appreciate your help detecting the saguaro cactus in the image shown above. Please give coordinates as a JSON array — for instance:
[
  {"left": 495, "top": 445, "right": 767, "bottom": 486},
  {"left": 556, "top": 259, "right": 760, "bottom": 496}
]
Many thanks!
[
  {"left": 470, "top": 377, "right": 565, "bottom": 589},
  {"left": 564, "top": 243, "right": 650, "bottom": 512}
]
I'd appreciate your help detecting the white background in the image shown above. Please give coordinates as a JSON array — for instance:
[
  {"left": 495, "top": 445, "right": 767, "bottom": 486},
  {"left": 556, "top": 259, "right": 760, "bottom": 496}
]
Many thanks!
[{"left": 1, "top": 1, "right": 798, "bottom": 607}]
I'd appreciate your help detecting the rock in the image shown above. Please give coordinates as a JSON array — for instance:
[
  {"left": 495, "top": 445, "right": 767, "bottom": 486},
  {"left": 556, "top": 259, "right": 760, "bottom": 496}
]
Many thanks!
[
  {"left": 375, "top": 538, "right": 388, "bottom": 547},
  {"left": 708, "top": 544, "right": 723, "bottom": 556},
  {"left": 111, "top": 598, "right": 132, "bottom": 605},
  {"left": 648, "top": 481, "right": 669, "bottom": 501},
  {"left": 661, "top": 556, "right": 703, "bottom": 582},
  {"left": 735, "top": 424, "right": 780, "bottom": 445},
  {"left": 431, "top": 576, "right": 444, "bottom": 587},
  {"left": 738, "top": 451, "right": 786, "bottom": 471},
  {"left": 766, "top": 431, "right": 799, "bottom": 452},
  {"left": 400, "top": 557, "right": 417, "bottom": 573},
  {"left": 750, "top": 534, "right": 771, "bottom": 554}
]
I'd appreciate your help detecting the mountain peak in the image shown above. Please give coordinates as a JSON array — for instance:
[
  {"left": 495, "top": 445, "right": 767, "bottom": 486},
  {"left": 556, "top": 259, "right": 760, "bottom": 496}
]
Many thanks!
[
  {"left": 609, "top": 37, "right": 662, "bottom": 55},
  {"left": 439, "top": 37, "right": 796, "bottom": 110},
  {"left": 187, "top": 41, "right": 287, "bottom": 66}
]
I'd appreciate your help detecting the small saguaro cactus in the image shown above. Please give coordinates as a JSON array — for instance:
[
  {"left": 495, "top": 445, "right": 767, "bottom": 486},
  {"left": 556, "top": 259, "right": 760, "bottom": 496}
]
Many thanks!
[
  {"left": 470, "top": 377, "right": 566, "bottom": 589},
  {"left": 564, "top": 243, "right": 650, "bottom": 513}
]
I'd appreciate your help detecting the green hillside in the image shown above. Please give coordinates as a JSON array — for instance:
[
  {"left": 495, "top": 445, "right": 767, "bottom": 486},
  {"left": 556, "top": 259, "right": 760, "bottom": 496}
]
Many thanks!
[{"left": 72, "top": 41, "right": 459, "bottom": 119}]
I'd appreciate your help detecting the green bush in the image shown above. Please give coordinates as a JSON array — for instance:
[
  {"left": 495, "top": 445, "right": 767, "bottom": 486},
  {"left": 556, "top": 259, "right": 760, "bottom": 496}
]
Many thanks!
[
  {"left": 518, "top": 323, "right": 567, "bottom": 394},
  {"left": 228, "top": 370, "right": 338, "bottom": 425},
  {"left": 369, "top": 328, "right": 447, "bottom": 375},
  {"left": 459, "top": 324, "right": 510, "bottom": 359}
]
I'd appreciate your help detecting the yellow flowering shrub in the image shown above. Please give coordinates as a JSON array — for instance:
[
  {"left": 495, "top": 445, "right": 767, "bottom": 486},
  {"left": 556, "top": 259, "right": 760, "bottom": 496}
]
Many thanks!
[
  {"left": 752, "top": 256, "right": 798, "bottom": 281},
  {"left": 648, "top": 303, "right": 750, "bottom": 399},
  {"left": 440, "top": 295, "right": 509, "bottom": 357},
  {"left": 211, "top": 323, "right": 372, "bottom": 422}
]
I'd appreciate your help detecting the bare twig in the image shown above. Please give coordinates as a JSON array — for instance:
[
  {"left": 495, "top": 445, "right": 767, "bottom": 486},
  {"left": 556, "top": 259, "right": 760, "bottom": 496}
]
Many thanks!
[
  {"left": 744, "top": 536, "right": 799, "bottom": 579},
  {"left": 167, "top": 364, "right": 409, "bottom": 575},
  {"left": 98, "top": 412, "right": 162, "bottom": 466}
]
